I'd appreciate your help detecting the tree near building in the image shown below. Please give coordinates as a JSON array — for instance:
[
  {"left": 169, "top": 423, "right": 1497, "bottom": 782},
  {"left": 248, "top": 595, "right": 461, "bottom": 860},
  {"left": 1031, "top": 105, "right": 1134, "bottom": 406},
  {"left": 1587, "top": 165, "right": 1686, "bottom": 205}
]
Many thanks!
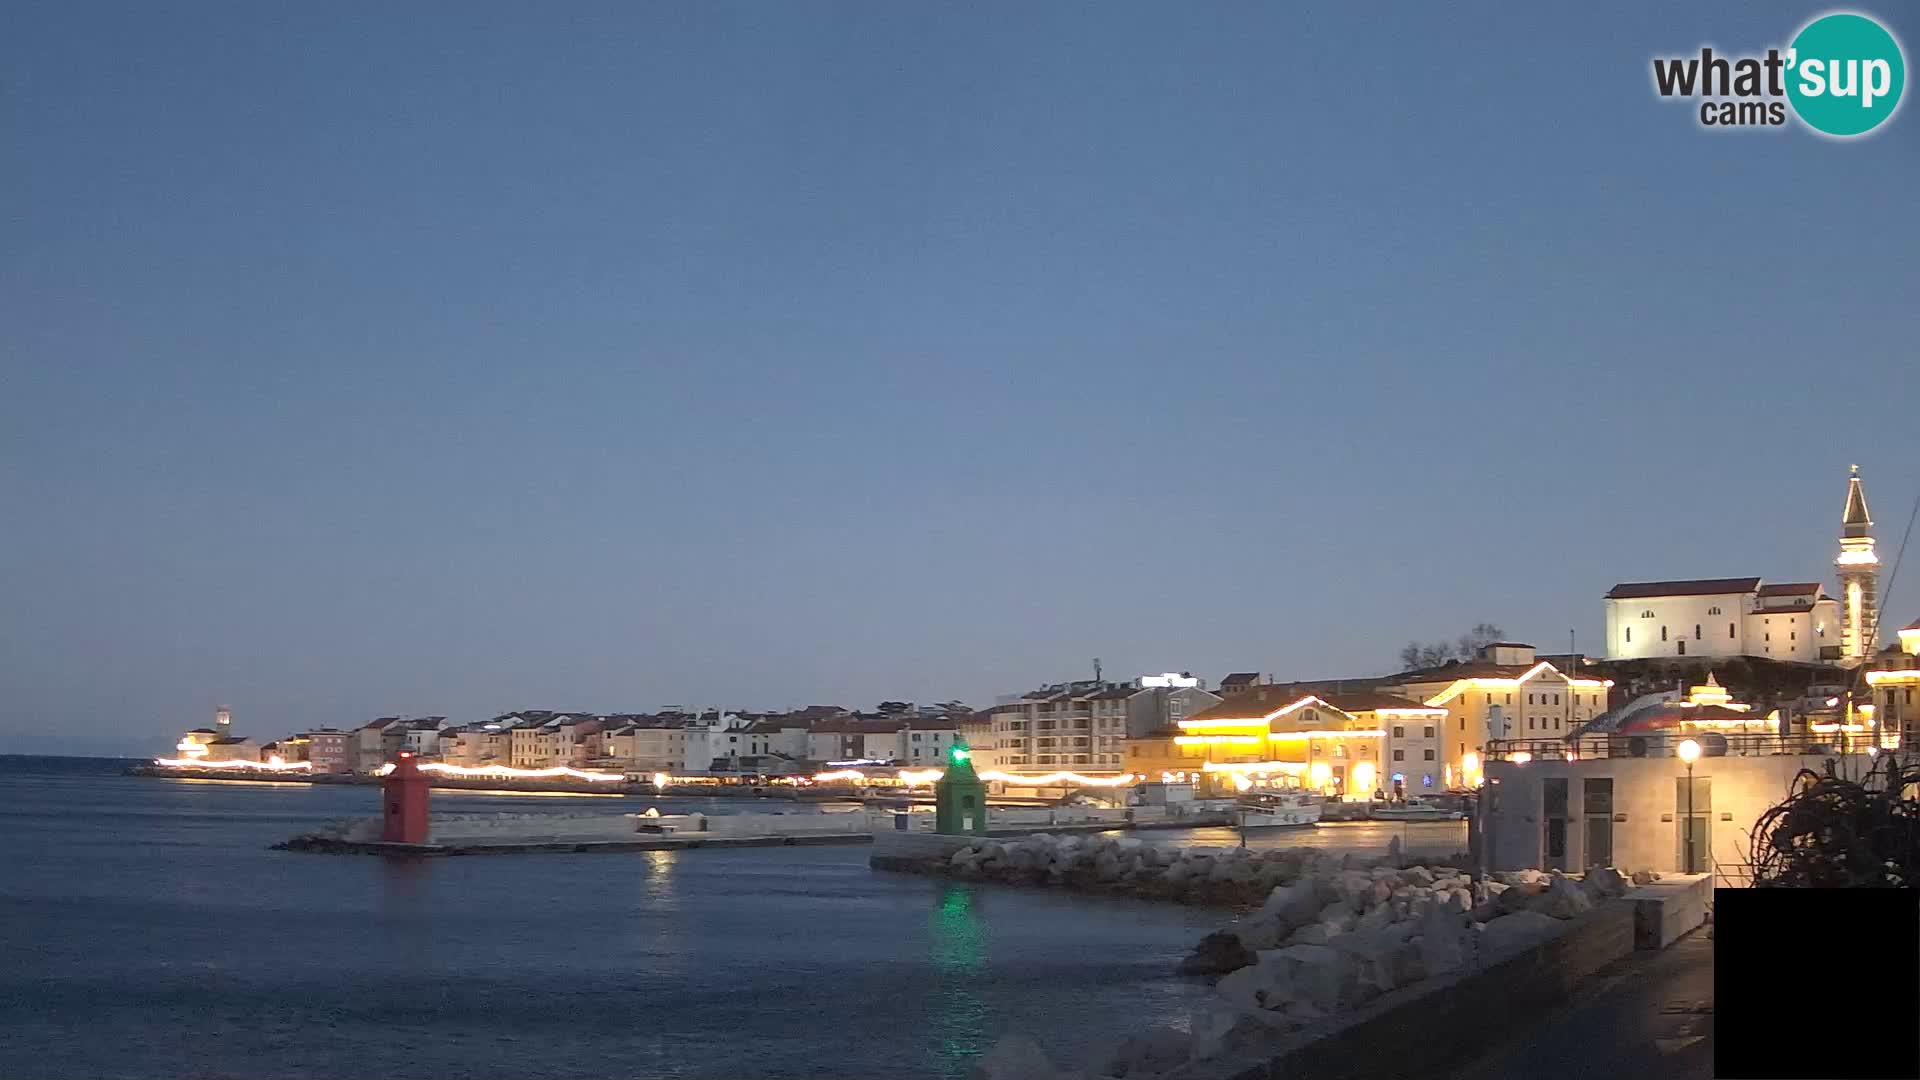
[{"left": 1396, "top": 622, "right": 1507, "bottom": 672}]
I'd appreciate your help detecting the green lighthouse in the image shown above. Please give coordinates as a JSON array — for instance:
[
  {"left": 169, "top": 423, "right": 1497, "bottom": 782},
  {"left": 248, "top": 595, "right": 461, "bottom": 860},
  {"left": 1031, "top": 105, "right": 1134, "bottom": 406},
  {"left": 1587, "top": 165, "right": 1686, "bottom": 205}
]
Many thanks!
[{"left": 934, "top": 741, "right": 989, "bottom": 835}]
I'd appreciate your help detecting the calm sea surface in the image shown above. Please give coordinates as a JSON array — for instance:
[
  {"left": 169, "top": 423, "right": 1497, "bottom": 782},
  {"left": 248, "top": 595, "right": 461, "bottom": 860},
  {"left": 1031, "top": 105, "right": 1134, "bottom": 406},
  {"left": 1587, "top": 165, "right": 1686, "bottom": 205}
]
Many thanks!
[{"left": 0, "top": 757, "right": 1468, "bottom": 1080}]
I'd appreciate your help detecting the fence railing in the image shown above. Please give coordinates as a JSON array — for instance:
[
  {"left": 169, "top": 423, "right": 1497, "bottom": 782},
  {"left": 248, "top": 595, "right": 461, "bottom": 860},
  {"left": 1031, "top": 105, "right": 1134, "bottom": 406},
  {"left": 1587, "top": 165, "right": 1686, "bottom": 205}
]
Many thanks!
[{"left": 1486, "top": 732, "right": 1887, "bottom": 762}]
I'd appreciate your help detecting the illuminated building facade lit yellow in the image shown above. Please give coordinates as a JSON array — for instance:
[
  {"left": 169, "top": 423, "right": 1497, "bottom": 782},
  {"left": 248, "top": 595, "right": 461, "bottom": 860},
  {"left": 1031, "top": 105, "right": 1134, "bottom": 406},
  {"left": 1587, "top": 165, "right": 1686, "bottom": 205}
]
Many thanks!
[
  {"left": 1129, "top": 689, "right": 1439, "bottom": 800},
  {"left": 1864, "top": 615, "right": 1920, "bottom": 749},
  {"left": 1385, "top": 643, "right": 1611, "bottom": 788}
]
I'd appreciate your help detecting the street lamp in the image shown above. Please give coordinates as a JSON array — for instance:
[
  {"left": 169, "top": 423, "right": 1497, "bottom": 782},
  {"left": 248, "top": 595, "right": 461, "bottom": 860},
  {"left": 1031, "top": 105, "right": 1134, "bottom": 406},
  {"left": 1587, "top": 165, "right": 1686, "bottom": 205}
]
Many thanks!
[{"left": 1677, "top": 738, "right": 1702, "bottom": 873}]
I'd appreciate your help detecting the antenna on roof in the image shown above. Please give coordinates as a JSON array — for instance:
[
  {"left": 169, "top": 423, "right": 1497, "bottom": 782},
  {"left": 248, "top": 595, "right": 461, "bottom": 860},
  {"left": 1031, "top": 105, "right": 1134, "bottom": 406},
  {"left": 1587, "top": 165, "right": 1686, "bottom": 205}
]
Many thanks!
[{"left": 1093, "top": 657, "right": 1102, "bottom": 684}]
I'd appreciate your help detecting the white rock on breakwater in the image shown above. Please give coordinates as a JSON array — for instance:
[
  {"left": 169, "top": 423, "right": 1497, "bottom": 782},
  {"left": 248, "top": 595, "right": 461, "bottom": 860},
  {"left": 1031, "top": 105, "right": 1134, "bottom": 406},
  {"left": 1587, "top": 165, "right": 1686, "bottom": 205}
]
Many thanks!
[
  {"left": 968, "top": 849, "right": 1640, "bottom": 1080},
  {"left": 940, "top": 833, "right": 1469, "bottom": 914}
]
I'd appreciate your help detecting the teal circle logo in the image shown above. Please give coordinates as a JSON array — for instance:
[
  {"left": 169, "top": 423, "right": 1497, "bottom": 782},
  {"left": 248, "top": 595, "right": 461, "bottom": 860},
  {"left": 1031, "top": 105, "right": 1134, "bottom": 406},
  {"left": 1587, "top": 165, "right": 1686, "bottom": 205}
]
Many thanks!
[{"left": 1786, "top": 13, "right": 1905, "bottom": 136}]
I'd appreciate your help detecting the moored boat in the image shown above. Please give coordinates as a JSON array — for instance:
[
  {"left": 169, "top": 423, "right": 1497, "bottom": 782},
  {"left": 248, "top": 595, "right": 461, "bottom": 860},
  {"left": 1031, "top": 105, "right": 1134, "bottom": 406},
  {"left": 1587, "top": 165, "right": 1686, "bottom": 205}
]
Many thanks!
[
  {"left": 1369, "top": 798, "right": 1464, "bottom": 821},
  {"left": 1232, "top": 794, "right": 1324, "bottom": 829}
]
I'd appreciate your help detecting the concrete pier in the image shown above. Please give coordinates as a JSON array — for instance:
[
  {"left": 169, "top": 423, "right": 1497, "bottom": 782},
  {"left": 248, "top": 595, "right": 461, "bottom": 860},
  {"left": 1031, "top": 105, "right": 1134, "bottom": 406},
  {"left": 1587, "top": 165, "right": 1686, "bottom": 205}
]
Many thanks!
[{"left": 276, "top": 805, "right": 1226, "bottom": 856}]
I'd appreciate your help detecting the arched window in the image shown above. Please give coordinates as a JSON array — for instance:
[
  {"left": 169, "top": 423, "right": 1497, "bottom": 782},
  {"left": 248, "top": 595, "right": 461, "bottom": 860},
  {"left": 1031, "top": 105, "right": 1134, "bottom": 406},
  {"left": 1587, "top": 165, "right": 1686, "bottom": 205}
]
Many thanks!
[
  {"left": 1694, "top": 625, "right": 1702, "bottom": 640},
  {"left": 1661, "top": 626, "right": 1668, "bottom": 641},
  {"left": 1729, "top": 623, "right": 1736, "bottom": 638},
  {"left": 1641, "top": 609, "right": 1656, "bottom": 618},
  {"left": 1707, "top": 606, "right": 1722, "bottom": 616}
]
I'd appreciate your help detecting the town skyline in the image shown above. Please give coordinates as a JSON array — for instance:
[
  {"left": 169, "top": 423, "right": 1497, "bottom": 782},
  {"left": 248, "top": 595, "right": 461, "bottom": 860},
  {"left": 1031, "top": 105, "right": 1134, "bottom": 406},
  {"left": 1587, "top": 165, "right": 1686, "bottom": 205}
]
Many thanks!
[{"left": 5, "top": 3, "right": 1915, "bottom": 755}]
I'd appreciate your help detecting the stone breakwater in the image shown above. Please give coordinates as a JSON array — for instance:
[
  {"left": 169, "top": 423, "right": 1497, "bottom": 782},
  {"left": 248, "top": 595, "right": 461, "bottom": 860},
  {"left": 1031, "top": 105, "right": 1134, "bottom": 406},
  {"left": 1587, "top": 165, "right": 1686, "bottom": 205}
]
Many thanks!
[
  {"left": 917, "top": 832, "right": 1475, "bottom": 909},
  {"left": 920, "top": 833, "right": 1664, "bottom": 1080}
]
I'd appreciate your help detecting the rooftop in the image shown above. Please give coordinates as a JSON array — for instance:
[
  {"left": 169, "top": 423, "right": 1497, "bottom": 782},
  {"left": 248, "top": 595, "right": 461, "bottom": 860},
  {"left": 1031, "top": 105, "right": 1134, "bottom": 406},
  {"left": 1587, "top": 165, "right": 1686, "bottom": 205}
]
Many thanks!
[{"left": 1605, "top": 577, "right": 1762, "bottom": 600}]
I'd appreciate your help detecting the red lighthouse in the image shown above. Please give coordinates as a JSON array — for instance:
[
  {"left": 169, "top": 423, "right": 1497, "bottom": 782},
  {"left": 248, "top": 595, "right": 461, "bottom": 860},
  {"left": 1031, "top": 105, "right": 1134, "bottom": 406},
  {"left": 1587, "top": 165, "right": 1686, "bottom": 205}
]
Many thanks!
[{"left": 381, "top": 752, "right": 431, "bottom": 844}]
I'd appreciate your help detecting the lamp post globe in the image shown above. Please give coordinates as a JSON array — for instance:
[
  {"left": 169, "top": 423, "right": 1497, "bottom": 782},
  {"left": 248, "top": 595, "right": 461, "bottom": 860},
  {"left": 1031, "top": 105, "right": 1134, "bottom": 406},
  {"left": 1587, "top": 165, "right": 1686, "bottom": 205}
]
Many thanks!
[{"left": 1676, "top": 739, "right": 1701, "bottom": 873}]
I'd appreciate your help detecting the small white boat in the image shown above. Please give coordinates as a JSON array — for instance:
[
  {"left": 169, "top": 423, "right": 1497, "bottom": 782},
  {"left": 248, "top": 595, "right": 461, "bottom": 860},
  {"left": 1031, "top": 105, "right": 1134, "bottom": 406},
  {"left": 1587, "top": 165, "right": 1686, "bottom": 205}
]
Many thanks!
[
  {"left": 1233, "top": 796, "right": 1323, "bottom": 829},
  {"left": 1370, "top": 799, "right": 1464, "bottom": 822}
]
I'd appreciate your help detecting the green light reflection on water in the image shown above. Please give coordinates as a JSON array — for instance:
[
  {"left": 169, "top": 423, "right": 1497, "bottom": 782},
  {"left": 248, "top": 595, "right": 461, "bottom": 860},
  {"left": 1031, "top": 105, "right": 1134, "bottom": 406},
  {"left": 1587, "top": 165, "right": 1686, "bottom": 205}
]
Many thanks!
[{"left": 927, "top": 883, "right": 990, "bottom": 1080}]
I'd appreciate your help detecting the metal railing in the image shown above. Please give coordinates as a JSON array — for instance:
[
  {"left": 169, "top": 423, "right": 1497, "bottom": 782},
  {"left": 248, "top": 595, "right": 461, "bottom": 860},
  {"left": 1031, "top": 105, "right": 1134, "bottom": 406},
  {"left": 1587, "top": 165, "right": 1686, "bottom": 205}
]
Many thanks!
[{"left": 1486, "top": 732, "right": 1887, "bottom": 761}]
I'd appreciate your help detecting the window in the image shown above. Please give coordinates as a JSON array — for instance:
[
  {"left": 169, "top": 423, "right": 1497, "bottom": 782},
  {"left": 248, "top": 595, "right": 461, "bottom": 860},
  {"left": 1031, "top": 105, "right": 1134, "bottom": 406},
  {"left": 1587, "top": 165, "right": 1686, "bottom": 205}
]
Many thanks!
[
  {"left": 1528, "top": 718, "right": 1535, "bottom": 730},
  {"left": 1791, "top": 631, "right": 1797, "bottom": 641},
  {"left": 1707, "top": 606, "right": 1721, "bottom": 616},
  {"left": 1660, "top": 626, "right": 1668, "bottom": 641},
  {"left": 1528, "top": 694, "right": 1534, "bottom": 705},
  {"left": 1460, "top": 717, "right": 1465, "bottom": 731},
  {"left": 1393, "top": 749, "right": 1405, "bottom": 761},
  {"left": 1677, "top": 640, "right": 1686, "bottom": 655},
  {"left": 1641, "top": 609, "right": 1655, "bottom": 618},
  {"left": 1625, "top": 627, "right": 1632, "bottom": 643},
  {"left": 1729, "top": 623, "right": 1736, "bottom": 638},
  {"left": 1423, "top": 726, "right": 1435, "bottom": 738},
  {"left": 1393, "top": 725, "right": 1405, "bottom": 738},
  {"left": 1694, "top": 624, "right": 1701, "bottom": 640},
  {"left": 1423, "top": 749, "right": 1435, "bottom": 760}
]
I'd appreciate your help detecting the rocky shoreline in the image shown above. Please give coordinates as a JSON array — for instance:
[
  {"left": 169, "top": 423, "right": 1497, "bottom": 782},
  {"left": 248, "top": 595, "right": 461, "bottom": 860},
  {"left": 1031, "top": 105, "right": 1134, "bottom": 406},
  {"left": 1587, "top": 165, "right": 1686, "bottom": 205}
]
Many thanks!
[{"left": 915, "top": 833, "right": 1660, "bottom": 1080}]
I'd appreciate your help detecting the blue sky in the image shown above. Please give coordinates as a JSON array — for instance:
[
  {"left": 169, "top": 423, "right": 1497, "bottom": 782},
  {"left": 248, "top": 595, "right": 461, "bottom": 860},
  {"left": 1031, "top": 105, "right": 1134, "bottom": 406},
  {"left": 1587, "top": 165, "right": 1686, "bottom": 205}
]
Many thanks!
[{"left": 3, "top": 2, "right": 1916, "bottom": 754}]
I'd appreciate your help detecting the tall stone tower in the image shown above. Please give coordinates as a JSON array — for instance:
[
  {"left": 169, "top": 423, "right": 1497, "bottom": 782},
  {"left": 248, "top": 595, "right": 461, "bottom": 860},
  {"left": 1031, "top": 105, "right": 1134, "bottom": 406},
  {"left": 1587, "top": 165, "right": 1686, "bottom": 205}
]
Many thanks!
[
  {"left": 215, "top": 705, "right": 233, "bottom": 739},
  {"left": 1836, "top": 465, "right": 1878, "bottom": 663}
]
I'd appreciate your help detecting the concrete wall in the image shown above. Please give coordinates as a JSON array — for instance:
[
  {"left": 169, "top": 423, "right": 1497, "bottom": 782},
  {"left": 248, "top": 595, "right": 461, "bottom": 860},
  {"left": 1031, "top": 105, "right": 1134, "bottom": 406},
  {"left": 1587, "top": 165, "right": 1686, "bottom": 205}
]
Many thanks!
[{"left": 1485, "top": 752, "right": 1865, "bottom": 879}]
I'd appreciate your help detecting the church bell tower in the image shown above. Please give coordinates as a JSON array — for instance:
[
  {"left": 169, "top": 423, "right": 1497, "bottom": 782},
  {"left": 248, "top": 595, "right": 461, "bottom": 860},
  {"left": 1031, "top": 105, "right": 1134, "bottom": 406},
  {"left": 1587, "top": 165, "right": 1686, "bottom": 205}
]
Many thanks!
[{"left": 1836, "top": 465, "right": 1878, "bottom": 663}]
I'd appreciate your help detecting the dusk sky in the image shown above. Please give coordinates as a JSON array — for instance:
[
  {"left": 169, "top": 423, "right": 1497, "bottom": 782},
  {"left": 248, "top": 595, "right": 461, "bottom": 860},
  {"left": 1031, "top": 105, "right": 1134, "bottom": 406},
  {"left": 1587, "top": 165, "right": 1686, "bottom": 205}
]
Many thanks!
[{"left": 4, "top": 2, "right": 1915, "bottom": 755}]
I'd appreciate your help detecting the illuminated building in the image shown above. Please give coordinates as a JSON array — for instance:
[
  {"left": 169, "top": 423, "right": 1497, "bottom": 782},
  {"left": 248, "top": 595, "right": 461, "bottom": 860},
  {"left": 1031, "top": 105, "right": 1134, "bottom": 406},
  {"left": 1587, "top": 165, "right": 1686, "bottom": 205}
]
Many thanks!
[
  {"left": 1863, "top": 616, "right": 1920, "bottom": 747},
  {"left": 1601, "top": 468, "right": 1878, "bottom": 665},
  {"left": 1384, "top": 643, "right": 1611, "bottom": 788},
  {"left": 173, "top": 706, "right": 260, "bottom": 762},
  {"left": 1836, "top": 464, "right": 1878, "bottom": 663},
  {"left": 1604, "top": 578, "right": 1840, "bottom": 663},
  {"left": 1127, "top": 688, "right": 1429, "bottom": 800}
]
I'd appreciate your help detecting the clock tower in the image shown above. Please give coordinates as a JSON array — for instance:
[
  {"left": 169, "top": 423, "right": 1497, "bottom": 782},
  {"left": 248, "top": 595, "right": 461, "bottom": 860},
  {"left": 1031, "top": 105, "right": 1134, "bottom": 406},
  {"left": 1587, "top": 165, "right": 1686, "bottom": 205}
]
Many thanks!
[{"left": 1836, "top": 465, "right": 1878, "bottom": 663}]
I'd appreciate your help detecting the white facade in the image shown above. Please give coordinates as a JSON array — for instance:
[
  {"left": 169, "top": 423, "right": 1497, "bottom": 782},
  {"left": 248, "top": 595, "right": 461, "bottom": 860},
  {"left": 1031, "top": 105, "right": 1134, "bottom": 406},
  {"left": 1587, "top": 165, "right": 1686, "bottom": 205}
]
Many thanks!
[
  {"left": 1387, "top": 644, "right": 1612, "bottom": 788},
  {"left": 1604, "top": 579, "right": 1838, "bottom": 663}
]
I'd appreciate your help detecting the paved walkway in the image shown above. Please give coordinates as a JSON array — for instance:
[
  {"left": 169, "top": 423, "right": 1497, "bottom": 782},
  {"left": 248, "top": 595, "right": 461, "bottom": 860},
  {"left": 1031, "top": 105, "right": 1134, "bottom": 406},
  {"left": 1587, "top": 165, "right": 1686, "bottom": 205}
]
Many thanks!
[{"left": 1443, "top": 928, "right": 1714, "bottom": 1080}]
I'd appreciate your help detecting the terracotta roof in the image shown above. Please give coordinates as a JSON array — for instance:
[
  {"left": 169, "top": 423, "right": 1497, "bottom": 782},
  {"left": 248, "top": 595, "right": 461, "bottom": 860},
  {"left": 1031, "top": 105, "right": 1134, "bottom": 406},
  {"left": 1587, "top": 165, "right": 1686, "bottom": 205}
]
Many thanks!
[
  {"left": 1606, "top": 578, "right": 1761, "bottom": 599},
  {"left": 1389, "top": 661, "right": 1543, "bottom": 682},
  {"left": 1756, "top": 582, "right": 1821, "bottom": 597},
  {"left": 808, "top": 716, "right": 906, "bottom": 735},
  {"left": 1319, "top": 691, "right": 1447, "bottom": 714},
  {"left": 1184, "top": 688, "right": 1353, "bottom": 723}
]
